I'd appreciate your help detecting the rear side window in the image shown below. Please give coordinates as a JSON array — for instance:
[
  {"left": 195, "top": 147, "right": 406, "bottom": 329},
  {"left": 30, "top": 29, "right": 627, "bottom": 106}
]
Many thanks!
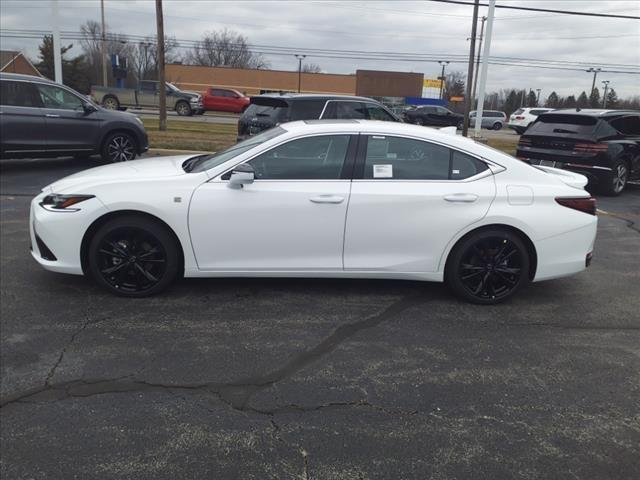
[
  {"left": 451, "top": 151, "right": 489, "bottom": 179},
  {"left": 608, "top": 115, "right": 640, "bottom": 135},
  {"left": 323, "top": 101, "right": 367, "bottom": 120},
  {"left": 243, "top": 103, "right": 287, "bottom": 122},
  {"left": 289, "top": 100, "right": 326, "bottom": 121},
  {"left": 0, "top": 80, "right": 41, "bottom": 107}
]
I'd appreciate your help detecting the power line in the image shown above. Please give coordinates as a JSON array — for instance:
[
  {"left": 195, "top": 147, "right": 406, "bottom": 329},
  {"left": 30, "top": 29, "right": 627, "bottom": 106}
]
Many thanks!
[{"left": 426, "top": 0, "right": 640, "bottom": 20}]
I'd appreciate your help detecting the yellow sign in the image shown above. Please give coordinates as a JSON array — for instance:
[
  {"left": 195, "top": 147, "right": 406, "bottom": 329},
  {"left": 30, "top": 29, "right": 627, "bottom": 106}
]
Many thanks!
[
  {"left": 423, "top": 78, "right": 442, "bottom": 89},
  {"left": 449, "top": 96, "right": 465, "bottom": 102}
]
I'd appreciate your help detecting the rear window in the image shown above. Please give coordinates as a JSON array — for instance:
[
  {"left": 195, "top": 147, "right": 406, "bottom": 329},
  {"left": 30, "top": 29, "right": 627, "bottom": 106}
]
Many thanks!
[
  {"left": 513, "top": 109, "right": 524, "bottom": 115},
  {"left": 527, "top": 114, "right": 598, "bottom": 135},
  {"left": 530, "top": 109, "right": 549, "bottom": 116},
  {"left": 243, "top": 103, "right": 287, "bottom": 122}
]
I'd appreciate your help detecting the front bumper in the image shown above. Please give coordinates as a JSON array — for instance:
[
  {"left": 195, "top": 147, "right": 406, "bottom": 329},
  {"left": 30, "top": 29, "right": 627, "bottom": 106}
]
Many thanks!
[{"left": 29, "top": 192, "right": 108, "bottom": 275}]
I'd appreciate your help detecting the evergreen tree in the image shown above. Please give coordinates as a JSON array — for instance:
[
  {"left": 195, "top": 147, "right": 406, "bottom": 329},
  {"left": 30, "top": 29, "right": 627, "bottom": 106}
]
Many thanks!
[
  {"left": 526, "top": 90, "right": 538, "bottom": 107},
  {"left": 564, "top": 95, "right": 577, "bottom": 108},
  {"left": 589, "top": 87, "right": 601, "bottom": 108},
  {"left": 35, "top": 35, "right": 91, "bottom": 93},
  {"left": 577, "top": 91, "right": 589, "bottom": 108},
  {"left": 503, "top": 89, "right": 520, "bottom": 116},
  {"left": 545, "top": 91, "right": 560, "bottom": 108},
  {"left": 605, "top": 88, "right": 619, "bottom": 108}
]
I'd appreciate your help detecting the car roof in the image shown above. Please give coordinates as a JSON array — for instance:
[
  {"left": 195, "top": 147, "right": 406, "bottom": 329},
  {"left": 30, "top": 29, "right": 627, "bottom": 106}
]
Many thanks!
[
  {"left": 546, "top": 108, "right": 639, "bottom": 117},
  {"left": 0, "top": 72, "right": 55, "bottom": 84}
]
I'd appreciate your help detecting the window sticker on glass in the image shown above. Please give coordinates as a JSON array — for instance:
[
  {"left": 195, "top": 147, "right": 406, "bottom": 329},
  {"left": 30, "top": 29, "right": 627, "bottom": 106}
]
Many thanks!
[
  {"left": 373, "top": 164, "right": 393, "bottom": 178},
  {"left": 386, "top": 153, "right": 397, "bottom": 159}
]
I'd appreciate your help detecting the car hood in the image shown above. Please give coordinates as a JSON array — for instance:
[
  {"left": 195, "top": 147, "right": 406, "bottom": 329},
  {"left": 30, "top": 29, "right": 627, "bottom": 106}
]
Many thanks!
[{"left": 45, "top": 155, "right": 196, "bottom": 193}]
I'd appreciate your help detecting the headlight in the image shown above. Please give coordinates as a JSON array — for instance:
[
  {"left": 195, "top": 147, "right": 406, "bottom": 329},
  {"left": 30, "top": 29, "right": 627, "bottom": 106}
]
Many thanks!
[{"left": 40, "top": 194, "right": 95, "bottom": 212}]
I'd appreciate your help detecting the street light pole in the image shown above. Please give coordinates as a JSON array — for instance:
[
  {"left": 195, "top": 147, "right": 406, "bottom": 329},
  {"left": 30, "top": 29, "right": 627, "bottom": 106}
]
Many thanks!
[
  {"left": 155, "top": 0, "right": 166, "bottom": 131},
  {"left": 472, "top": 15, "right": 486, "bottom": 108},
  {"left": 462, "top": 0, "right": 479, "bottom": 138},
  {"left": 295, "top": 54, "right": 306, "bottom": 93},
  {"left": 101, "top": 0, "right": 108, "bottom": 87},
  {"left": 586, "top": 67, "right": 601, "bottom": 96},
  {"left": 52, "top": 0, "right": 63, "bottom": 84},
  {"left": 438, "top": 61, "right": 449, "bottom": 100},
  {"left": 473, "top": 0, "right": 495, "bottom": 138},
  {"left": 602, "top": 80, "right": 610, "bottom": 108}
]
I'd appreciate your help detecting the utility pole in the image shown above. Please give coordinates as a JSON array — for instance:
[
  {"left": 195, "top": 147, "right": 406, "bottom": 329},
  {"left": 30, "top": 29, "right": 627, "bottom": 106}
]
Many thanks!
[
  {"left": 101, "top": 0, "right": 108, "bottom": 87},
  {"left": 473, "top": 0, "right": 495, "bottom": 138},
  {"left": 438, "top": 61, "right": 449, "bottom": 100},
  {"left": 520, "top": 88, "right": 526, "bottom": 107},
  {"left": 602, "top": 80, "right": 610, "bottom": 108},
  {"left": 586, "top": 67, "right": 601, "bottom": 96},
  {"left": 462, "top": 0, "right": 479, "bottom": 137},
  {"left": 52, "top": 0, "right": 62, "bottom": 84},
  {"left": 295, "top": 54, "right": 306, "bottom": 93},
  {"left": 472, "top": 15, "right": 486, "bottom": 108},
  {"left": 536, "top": 88, "right": 542, "bottom": 106},
  {"left": 156, "top": 0, "right": 166, "bottom": 131}
]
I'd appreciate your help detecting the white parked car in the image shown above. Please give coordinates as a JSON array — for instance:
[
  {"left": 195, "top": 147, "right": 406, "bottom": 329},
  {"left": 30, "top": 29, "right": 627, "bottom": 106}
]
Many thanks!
[
  {"left": 30, "top": 120, "right": 597, "bottom": 304},
  {"left": 508, "top": 108, "right": 554, "bottom": 134}
]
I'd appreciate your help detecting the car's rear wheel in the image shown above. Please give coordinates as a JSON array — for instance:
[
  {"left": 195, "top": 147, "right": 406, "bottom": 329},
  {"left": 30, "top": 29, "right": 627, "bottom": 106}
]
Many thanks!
[
  {"left": 101, "top": 132, "right": 137, "bottom": 162},
  {"left": 492, "top": 122, "right": 502, "bottom": 130},
  {"left": 88, "top": 216, "right": 179, "bottom": 297},
  {"left": 601, "top": 159, "right": 628, "bottom": 196},
  {"left": 445, "top": 229, "right": 530, "bottom": 304},
  {"left": 102, "top": 95, "right": 119, "bottom": 110},
  {"left": 176, "top": 101, "right": 192, "bottom": 116}
]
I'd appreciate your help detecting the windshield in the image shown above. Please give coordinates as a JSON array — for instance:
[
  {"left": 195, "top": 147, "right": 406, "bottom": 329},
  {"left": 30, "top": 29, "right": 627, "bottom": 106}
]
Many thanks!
[
  {"left": 527, "top": 114, "right": 597, "bottom": 135},
  {"left": 244, "top": 103, "right": 288, "bottom": 121},
  {"left": 183, "top": 127, "right": 286, "bottom": 173},
  {"left": 166, "top": 82, "right": 179, "bottom": 92}
]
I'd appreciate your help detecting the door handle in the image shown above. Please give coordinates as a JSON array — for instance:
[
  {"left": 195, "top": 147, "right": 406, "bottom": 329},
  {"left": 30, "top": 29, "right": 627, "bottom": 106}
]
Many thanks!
[
  {"left": 45, "top": 114, "right": 60, "bottom": 118},
  {"left": 309, "top": 195, "right": 345, "bottom": 204},
  {"left": 444, "top": 193, "right": 479, "bottom": 203}
]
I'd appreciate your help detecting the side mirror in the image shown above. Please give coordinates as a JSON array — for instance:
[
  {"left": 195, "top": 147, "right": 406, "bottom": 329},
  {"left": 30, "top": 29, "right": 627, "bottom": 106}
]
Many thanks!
[
  {"left": 83, "top": 102, "right": 98, "bottom": 114},
  {"left": 228, "top": 163, "right": 255, "bottom": 189}
]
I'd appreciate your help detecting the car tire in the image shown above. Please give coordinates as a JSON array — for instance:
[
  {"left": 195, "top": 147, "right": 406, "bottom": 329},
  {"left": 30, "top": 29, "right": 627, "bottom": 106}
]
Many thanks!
[
  {"left": 600, "top": 159, "right": 629, "bottom": 196},
  {"left": 88, "top": 215, "right": 180, "bottom": 297},
  {"left": 102, "top": 95, "right": 120, "bottom": 110},
  {"left": 101, "top": 132, "right": 137, "bottom": 163},
  {"left": 415, "top": 118, "right": 424, "bottom": 126},
  {"left": 176, "top": 101, "right": 192, "bottom": 116},
  {"left": 445, "top": 229, "right": 530, "bottom": 305},
  {"left": 492, "top": 122, "right": 502, "bottom": 130}
]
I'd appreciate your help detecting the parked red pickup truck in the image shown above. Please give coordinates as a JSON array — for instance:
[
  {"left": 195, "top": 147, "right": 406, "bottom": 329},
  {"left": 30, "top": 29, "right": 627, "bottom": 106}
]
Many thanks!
[{"left": 202, "top": 87, "right": 250, "bottom": 113}]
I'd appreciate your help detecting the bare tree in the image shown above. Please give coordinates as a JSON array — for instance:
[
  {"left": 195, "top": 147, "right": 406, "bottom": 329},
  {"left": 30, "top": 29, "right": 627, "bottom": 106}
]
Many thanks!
[
  {"left": 130, "top": 35, "right": 180, "bottom": 82},
  {"left": 185, "top": 29, "right": 268, "bottom": 69},
  {"left": 301, "top": 63, "right": 322, "bottom": 73},
  {"left": 79, "top": 20, "right": 132, "bottom": 86}
]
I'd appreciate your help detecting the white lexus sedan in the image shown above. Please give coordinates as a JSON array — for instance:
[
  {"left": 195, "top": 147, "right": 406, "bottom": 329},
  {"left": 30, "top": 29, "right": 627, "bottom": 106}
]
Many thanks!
[{"left": 30, "top": 120, "right": 597, "bottom": 304}]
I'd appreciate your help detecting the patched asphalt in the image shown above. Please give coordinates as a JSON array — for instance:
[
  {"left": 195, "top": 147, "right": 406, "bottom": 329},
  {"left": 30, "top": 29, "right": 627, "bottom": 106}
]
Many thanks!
[{"left": 1, "top": 157, "right": 639, "bottom": 479}]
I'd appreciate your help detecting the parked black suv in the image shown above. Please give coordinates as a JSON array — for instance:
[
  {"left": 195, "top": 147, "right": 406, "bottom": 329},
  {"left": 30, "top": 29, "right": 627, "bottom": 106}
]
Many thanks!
[
  {"left": 0, "top": 73, "right": 148, "bottom": 162},
  {"left": 517, "top": 109, "right": 640, "bottom": 195},
  {"left": 237, "top": 93, "right": 399, "bottom": 141},
  {"left": 403, "top": 105, "right": 464, "bottom": 128}
]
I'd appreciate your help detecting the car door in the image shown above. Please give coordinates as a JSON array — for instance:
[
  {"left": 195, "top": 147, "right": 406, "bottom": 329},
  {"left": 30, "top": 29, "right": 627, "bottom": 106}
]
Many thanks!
[
  {"left": 34, "top": 83, "right": 101, "bottom": 153},
  {"left": 344, "top": 134, "right": 496, "bottom": 273},
  {"left": 138, "top": 81, "right": 157, "bottom": 107},
  {"left": 207, "top": 89, "right": 224, "bottom": 111},
  {"left": 188, "top": 134, "right": 356, "bottom": 271},
  {"left": 0, "top": 79, "right": 48, "bottom": 155}
]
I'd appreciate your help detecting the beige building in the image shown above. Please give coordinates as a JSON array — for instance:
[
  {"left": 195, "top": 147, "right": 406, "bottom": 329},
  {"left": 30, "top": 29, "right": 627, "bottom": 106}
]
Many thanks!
[{"left": 166, "top": 64, "right": 423, "bottom": 98}]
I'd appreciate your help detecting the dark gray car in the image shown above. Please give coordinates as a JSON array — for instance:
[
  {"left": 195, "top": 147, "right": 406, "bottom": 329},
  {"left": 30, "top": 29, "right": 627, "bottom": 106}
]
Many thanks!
[{"left": 0, "top": 73, "right": 148, "bottom": 162}]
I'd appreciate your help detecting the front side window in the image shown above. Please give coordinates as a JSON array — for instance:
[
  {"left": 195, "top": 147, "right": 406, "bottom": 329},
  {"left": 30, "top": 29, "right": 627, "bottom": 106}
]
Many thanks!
[
  {"left": 363, "top": 136, "right": 488, "bottom": 180},
  {"left": 435, "top": 107, "right": 450, "bottom": 115},
  {"left": 0, "top": 80, "right": 41, "bottom": 107},
  {"left": 248, "top": 135, "right": 350, "bottom": 180},
  {"left": 366, "top": 104, "right": 395, "bottom": 121},
  {"left": 36, "top": 84, "right": 84, "bottom": 110}
]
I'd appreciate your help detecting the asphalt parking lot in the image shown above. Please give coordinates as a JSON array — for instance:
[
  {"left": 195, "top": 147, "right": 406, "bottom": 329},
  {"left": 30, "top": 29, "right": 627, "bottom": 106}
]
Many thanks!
[{"left": 1, "top": 156, "right": 639, "bottom": 479}]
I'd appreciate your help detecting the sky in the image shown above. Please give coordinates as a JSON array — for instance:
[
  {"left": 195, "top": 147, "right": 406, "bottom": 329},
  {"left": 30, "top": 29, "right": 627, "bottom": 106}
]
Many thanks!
[{"left": 1, "top": 0, "right": 639, "bottom": 100}]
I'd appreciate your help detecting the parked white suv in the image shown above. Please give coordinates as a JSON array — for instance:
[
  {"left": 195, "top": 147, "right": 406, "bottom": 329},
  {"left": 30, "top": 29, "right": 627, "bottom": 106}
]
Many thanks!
[{"left": 508, "top": 108, "right": 554, "bottom": 134}]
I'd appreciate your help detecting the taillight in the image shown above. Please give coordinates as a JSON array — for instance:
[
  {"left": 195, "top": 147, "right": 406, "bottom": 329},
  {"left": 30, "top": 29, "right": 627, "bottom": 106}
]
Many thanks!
[
  {"left": 573, "top": 143, "right": 608, "bottom": 154},
  {"left": 518, "top": 137, "right": 532, "bottom": 147},
  {"left": 515, "top": 116, "right": 525, "bottom": 120},
  {"left": 555, "top": 197, "right": 597, "bottom": 216}
]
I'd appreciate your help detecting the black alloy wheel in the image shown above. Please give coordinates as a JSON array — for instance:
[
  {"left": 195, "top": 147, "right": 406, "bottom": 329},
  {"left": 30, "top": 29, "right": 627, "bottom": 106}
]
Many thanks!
[
  {"left": 88, "top": 216, "right": 179, "bottom": 297},
  {"left": 415, "top": 117, "right": 425, "bottom": 126},
  {"left": 492, "top": 122, "right": 502, "bottom": 130},
  {"left": 102, "top": 132, "right": 136, "bottom": 162},
  {"left": 446, "top": 230, "right": 530, "bottom": 304}
]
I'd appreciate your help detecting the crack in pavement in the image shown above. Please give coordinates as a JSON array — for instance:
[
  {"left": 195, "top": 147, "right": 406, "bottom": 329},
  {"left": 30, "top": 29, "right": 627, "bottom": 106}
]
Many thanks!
[
  {"left": 599, "top": 209, "right": 640, "bottom": 235},
  {"left": 1, "top": 294, "right": 424, "bottom": 411}
]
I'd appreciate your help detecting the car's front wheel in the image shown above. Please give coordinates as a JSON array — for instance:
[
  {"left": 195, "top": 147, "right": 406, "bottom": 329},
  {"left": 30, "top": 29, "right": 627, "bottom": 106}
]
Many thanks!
[
  {"left": 601, "top": 159, "right": 628, "bottom": 196},
  {"left": 445, "top": 229, "right": 530, "bottom": 304},
  {"left": 101, "top": 132, "right": 137, "bottom": 162},
  {"left": 88, "top": 216, "right": 180, "bottom": 297},
  {"left": 415, "top": 117, "right": 424, "bottom": 126},
  {"left": 176, "top": 101, "right": 192, "bottom": 116}
]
